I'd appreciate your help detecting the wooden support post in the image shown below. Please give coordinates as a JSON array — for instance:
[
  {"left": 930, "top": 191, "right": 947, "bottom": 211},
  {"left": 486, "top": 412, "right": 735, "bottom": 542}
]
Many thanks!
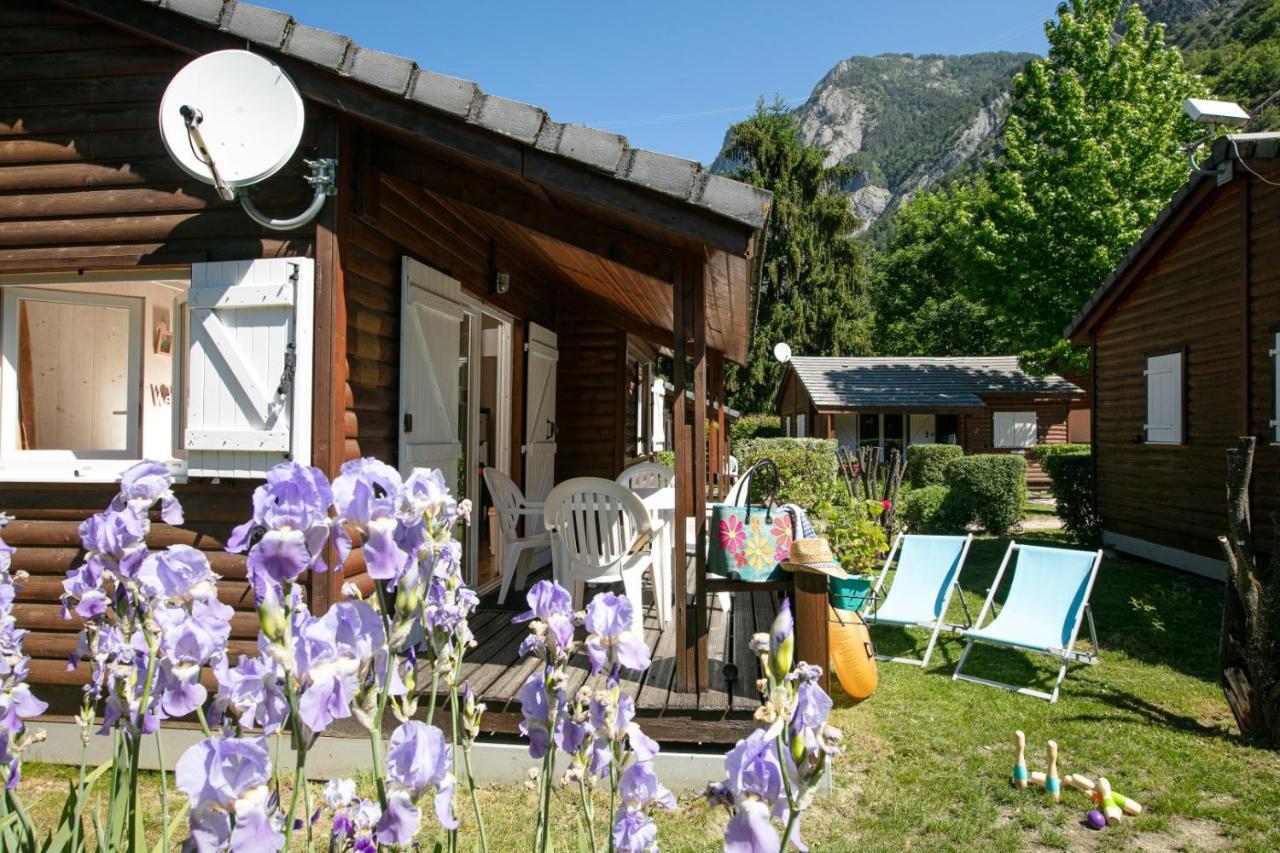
[
  {"left": 692, "top": 260, "right": 709, "bottom": 691},
  {"left": 793, "top": 569, "right": 830, "bottom": 693},
  {"left": 714, "top": 351, "right": 727, "bottom": 499},
  {"left": 673, "top": 262, "right": 691, "bottom": 691},
  {"left": 311, "top": 116, "right": 348, "bottom": 615}
]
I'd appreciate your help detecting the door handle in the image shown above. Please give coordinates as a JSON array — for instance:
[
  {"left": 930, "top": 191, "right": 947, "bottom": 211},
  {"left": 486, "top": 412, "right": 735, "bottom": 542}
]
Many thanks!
[{"left": 404, "top": 413, "right": 413, "bottom": 433}]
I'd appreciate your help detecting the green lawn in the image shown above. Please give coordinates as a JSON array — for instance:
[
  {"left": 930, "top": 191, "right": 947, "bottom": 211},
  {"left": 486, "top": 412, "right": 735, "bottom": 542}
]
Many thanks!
[{"left": 19, "top": 531, "right": 1280, "bottom": 851}]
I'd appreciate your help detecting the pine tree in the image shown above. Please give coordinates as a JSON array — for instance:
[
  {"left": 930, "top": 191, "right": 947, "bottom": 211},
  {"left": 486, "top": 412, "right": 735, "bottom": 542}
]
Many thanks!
[
  {"left": 953, "top": 0, "right": 1204, "bottom": 371},
  {"left": 720, "top": 99, "right": 871, "bottom": 413}
]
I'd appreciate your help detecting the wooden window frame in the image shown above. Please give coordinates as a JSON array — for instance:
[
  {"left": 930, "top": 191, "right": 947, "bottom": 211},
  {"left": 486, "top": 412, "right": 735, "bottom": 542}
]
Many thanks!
[
  {"left": 1143, "top": 347, "right": 1187, "bottom": 447},
  {"left": 1270, "top": 329, "right": 1279, "bottom": 444}
]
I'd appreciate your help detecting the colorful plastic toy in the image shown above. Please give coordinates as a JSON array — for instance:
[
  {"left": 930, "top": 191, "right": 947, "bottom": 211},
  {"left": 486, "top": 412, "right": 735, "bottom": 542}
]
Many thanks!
[
  {"left": 1067, "top": 773, "right": 1143, "bottom": 815},
  {"left": 1085, "top": 809, "right": 1106, "bottom": 830},
  {"left": 1013, "top": 730, "right": 1028, "bottom": 789},
  {"left": 1097, "top": 777, "right": 1123, "bottom": 825},
  {"left": 1046, "top": 740, "right": 1061, "bottom": 803}
]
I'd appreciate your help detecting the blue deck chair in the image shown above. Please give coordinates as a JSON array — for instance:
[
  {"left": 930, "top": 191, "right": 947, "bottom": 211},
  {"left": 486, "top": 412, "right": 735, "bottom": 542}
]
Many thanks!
[
  {"left": 952, "top": 542, "right": 1102, "bottom": 703},
  {"left": 867, "top": 533, "right": 974, "bottom": 666}
]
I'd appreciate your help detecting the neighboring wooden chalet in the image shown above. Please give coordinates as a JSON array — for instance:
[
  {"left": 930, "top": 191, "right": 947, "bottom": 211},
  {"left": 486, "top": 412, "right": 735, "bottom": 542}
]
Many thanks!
[
  {"left": 777, "top": 356, "right": 1086, "bottom": 488},
  {"left": 1066, "top": 133, "right": 1280, "bottom": 579},
  {"left": 1, "top": 0, "right": 773, "bottom": 740}
]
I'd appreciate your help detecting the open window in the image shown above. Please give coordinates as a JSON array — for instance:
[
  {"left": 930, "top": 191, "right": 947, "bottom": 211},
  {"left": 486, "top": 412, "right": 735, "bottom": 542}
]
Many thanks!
[
  {"left": 1144, "top": 351, "right": 1183, "bottom": 446},
  {"left": 993, "top": 411, "right": 1037, "bottom": 449},
  {"left": 0, "top": 259, "right": 313, "bottom": 483}
]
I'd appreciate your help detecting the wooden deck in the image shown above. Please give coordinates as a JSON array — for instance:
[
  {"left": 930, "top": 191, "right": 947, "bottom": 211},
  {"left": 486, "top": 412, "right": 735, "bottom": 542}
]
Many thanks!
[{"left": 435, "top": 589, "right": 779, "bottom": 745}]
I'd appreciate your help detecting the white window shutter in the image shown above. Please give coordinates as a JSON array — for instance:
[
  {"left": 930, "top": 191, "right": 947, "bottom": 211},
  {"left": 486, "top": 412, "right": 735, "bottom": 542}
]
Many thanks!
[
  {"left": 1144, "top": 352, "right": 1182, "bottom": 445},
  {"left": 993, "top": 411, "right": 1037, "bottom": 448},
  {"left": 185, "top": 259, "right": 314, "bottom": 477},
  {"left": 399, "top": 257, "right": 464, "bottom": 480}
]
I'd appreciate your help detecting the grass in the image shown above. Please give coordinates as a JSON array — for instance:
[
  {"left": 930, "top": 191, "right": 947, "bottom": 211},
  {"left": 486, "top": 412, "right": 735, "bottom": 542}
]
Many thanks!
[{"left": 19, "top": 531, "right": 1280, "bottom": 851}]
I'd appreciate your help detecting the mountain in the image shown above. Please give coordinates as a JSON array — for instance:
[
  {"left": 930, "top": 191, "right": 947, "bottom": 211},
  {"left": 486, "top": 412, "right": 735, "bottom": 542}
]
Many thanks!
[
  {"left": 713, "top": 52, "right": 1033, "bottom": 230},
  {"left": 1129, "top": 0, "right": 1240, "bottom": 28},
  {"left": 1164, "top": 0, "right": 1280, "bottom": 126}
]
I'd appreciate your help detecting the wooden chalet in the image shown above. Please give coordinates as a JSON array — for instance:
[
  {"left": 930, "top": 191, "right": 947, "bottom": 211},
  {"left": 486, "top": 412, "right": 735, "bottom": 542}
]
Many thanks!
[
  {"left": 776, "top": 356, "right": 1086, "bottom": 489},
  {"left": 1066, "top": 133, "right": 1280, "bottom": 579},
  {"left": 0, "top": 0, "right": 776, "bottom": 743}
]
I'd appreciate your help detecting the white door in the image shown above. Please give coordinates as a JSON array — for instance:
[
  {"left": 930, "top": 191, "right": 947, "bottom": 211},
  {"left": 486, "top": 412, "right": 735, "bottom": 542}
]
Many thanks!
[
  {"left": 399, "top": 258, "right": 464, "bottom": 479},
  {"left": 524, "top": 322, "right": 558, "bottom": 532},
  {"left": 909, "top": 414, "right": 936, "bottom": 446}
]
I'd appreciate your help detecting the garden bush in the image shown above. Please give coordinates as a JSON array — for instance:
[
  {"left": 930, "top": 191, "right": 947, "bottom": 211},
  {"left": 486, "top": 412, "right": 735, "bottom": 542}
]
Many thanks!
[
  {"left": 729, "top": 413, "right": 782, "bottom": 443},
  {"left": 944, "top": 454, "right": 1027, "bottom": 535},
  {"left": 1028, "top": 443, "right": 1090, "bottom": 464},
  {"left": 735, "top": 437, "right": 841, "bottom": 509},
  {"left": 1043, "top": 451, "right": 1100, "bottom": 545},
  {"left": 656, "top": 449, "right": 675, "bottom": 470},
  {"left": 905, "top": 443, "right": 964, "bottom": 488},
  {"left": 898, "top": 484, "right": 970, "bottom": 534}
]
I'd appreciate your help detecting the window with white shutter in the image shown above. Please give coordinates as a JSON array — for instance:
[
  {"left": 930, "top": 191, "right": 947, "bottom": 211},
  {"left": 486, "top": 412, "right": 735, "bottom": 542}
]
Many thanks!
[
  {"left": 1271, "top": 332, "right": 1279, "bottom": 442},
  {"left": 993, "top": 411, "right": 1037, "bottom": 448},
  {"left": 185, "top": 259, "right": 314, "bottom": 477},
  {"left": 1144, "top": 351, "right": 1183, "bottom": 445},
  {"left": 796, "top": 413, "right": 806, "bottom": 438}
]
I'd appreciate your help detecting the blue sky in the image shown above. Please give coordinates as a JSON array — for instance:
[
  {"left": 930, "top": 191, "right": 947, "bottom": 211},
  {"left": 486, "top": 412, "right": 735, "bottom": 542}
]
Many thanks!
[{"left": 269, "top": 1, "right": 1061, "bottom": 164}]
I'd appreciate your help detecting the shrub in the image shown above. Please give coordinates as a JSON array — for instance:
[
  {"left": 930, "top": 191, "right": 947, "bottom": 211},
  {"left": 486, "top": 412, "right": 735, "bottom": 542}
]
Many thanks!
[
  {"left": 810, "top": 501, "right": 888, "bottom": 575},
  {"left": 735, "top": 437, "right": 841, "bottom": 509},
  {"left": 1027, "top": 443, "right": 1090, "bottom": 464},
  {"left": 906, "top": 443, "right": 964, "bottom": 488},
  {"left": 730, "top": 414, "right": 782, "bottom": 443},
  {"left": 656, "top": 449, "right": 675, "bottom": 470},
  {"left": 944, "top": 454, "right": 1027, "bottom": 535},
  {"left": 898, "top": 484, "right": 972, "bottom": 534},
  {"left": 1043, "top": 451, "right": 1100, "bottom": 545}
]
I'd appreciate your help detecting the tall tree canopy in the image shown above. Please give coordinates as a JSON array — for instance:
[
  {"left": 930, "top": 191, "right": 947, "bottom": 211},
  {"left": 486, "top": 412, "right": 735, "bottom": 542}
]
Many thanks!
[
  {"left": 871, "top": 183, "right": 1008, "bottom": 357},
  {"left": 721, "top": 100, "right": 871, "bottom": 413},
  {"left": 952, "top": 0, "right": 1204, "bottom": 371}
]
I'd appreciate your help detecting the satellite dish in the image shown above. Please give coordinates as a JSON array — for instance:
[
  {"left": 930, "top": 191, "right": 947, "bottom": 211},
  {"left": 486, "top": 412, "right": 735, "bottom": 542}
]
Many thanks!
[
  {"left": 158, "top": 50, "right": 335, "bottom": 230},
  {"left": 773, "top": 342, "right": 792, "bottom": 364}
]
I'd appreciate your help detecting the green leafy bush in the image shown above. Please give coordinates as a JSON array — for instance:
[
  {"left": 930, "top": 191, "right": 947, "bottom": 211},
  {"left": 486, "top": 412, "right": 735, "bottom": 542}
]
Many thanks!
[
  {"left": 735, "top": 438, "right": 841, "bottom": 509},
  {"left": 944, "top": 454, "right": 1027, "bottom": 535},
  {"left": 730, "top": 414, "right": 782, "bottom": 443},
  {"left": 1027, "top": 443, "right": 1090, "bottom": 464},
  {"left": 811, "top": 500, "right": 888, "bottom": 576},
  {"left": 656, "top": 450, "right": 675, "bottom": 470},
  {"left": 905, "top": 444, "right": 964, "bottom": 488},
  {"left": 898, "top": 484, "right": 969, "bottom": 534},
  {"left": 1042, "top": 451, "right": 1100, "bottom": 545}
]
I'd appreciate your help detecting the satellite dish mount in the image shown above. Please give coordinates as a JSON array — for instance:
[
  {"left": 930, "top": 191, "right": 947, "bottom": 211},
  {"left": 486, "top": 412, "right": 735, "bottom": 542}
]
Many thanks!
[{"left": 161, "top": 50, "right": 336, "bottom": 231}]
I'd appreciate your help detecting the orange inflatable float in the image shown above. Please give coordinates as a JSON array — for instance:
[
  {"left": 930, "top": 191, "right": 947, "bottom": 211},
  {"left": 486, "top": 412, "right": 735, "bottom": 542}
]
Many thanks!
[{"left": 829, "top": 607, "right": 878, "bottom": 701}]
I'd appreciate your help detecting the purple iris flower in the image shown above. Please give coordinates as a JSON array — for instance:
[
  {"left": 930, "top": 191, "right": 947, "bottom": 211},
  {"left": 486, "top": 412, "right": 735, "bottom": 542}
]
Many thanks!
[
  {"left": 137, "top": 545, "right": 217, "bottom": 602},
  {"left": 324, "top": 777, "right": 358, "bottom": 838},
  {"left": 611, "top": 761, "right": 676, "bottom": 852},
  {"left": 175, "top": 735, "right": 282, "bottom": 852},
  {"left": 591, "top": 691, "right": 658, "bottom": 762},
  {"left": 228, "top": 462, "right": 336, "bottom": 583},
  {"left": 768, "top": 598, "right": 795, "bottom": 682},
  {"left": 350, "top": 799, "right": 382, "bottom": 853},
  {"left": 78, "top": 509, "right": 145, "bottom": 566},
  {"left": 719, "top": 729, "right": 793, "bottom": 853},
  {"left": 333, "top": 458, "right": 411, "bottom": 582},
  {"left": 294, "top": 600, "right": 390, "bottom": 734},
  {"left": 516, "top": 670, "right": 564, "bottom": 760},
  {"left": 153, "top": 598, "right": 233, "bottom": 718},
  {"left": 584, "top": 592, "right": 651, "bottom": 677},
  {"left": 513, "top": 580, "right": 577, "bottom": 655},
  {"left": 112, "top": 460, "right": 183, "bottom": 525},
  {"left": 376, "top": 721, "right": 457, "bottom": 844},
  {"left": 213, "top": 653, "right": 289, "bottom": 734}
]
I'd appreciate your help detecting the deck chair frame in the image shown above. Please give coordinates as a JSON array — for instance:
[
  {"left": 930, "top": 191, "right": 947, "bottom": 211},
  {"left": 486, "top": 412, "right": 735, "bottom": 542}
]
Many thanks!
[
  {"left": 952, "top": 542, "right": 1102, "bottom": 703},
  {"left": 868, "top": 531, "right": 974, "bottom": 667}
]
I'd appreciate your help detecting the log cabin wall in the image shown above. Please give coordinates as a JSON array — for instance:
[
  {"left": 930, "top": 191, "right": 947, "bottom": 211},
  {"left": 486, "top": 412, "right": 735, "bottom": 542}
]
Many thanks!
[
  {"left": 1091, "top": 179, "right": 1251, "bottom": 562},
  {"left": 962, "top": 395, "right": 1075, "bottom": 490},
  {"left": 1248, "top": 174, "right": 1279, "bottom": 557},
  {"left": 0, "top": 3, "right": 322, "bottom": 690},
  {"left": 555, "top": 312, "right": 627, "bottom": 481}
]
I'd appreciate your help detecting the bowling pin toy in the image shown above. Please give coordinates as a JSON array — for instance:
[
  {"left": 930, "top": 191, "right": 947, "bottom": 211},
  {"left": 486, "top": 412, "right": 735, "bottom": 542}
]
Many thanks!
[
  {"left": 1069, "top": 774, "right": 1144, "bottom": 815},
  {"left": 1029, "top": 771, "right": 1047, "bottom": 787},
  {"left": 1013, "top": 730, "right": 1028, "bottom": 789},
  {"left": 1097, "top": 777, "right": 1122, "bottom": 825},
  {"left": 1046, "top": 741, "right": 1061, "bottom": 803}
]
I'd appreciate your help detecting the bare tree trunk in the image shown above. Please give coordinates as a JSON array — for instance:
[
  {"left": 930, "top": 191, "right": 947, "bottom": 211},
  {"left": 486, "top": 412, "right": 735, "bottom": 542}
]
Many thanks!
[{"left": 1219, "top": 436, "right": 1280, "bottom": 747}]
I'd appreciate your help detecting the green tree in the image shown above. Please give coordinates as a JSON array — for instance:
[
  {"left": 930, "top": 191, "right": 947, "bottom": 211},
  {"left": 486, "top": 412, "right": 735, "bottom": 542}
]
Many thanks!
[
  {"left": 871, "top": 183, "right": 1008, "bottom": 356},
  {"left": 721, "top": 99, "right": 871, "bottom": 413},
  {"left": 953, "top": 0, "right": 1204, "bottom": 371}
]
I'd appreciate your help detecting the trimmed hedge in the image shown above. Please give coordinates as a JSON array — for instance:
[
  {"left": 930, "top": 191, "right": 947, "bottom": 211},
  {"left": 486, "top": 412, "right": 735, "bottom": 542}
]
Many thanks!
[
  {"left": 899, "top": 485, "right": 969, "bottom": 534},
  {"left": 1043, "top": 451, "right": 1100, "bottom": 545},
  {"left": 944, "top": 454, "right": 1027, "bottom": 535},
  {"left": 734, "top": 437, "right": 841, "bottom": 509},
  {"left": 730, "top": 414, "right": 782, "bottom": 443},
  {"left": 906, "top": 444, "right": 964, "bottom": 488},
  {"left": 1028, "top": 443, "right": 1090, "bottom": 464}
]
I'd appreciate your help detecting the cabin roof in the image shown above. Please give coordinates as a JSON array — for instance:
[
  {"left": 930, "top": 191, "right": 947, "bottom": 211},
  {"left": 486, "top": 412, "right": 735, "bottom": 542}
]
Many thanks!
[
  {"left": 1064, "top": 132, "right": 1280, "bottom": 342},
  {"left": 134, "top": 0, "right": 771, "bottom": 232},
  {"left": 785, "top": 356, "right": 1082, "bottom": 411}
]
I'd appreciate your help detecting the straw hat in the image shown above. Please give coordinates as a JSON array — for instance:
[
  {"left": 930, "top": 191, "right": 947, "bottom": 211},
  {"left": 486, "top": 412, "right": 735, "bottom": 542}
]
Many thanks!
[{"left": 783, "top": 537, "right": 850, "bottom": 580}]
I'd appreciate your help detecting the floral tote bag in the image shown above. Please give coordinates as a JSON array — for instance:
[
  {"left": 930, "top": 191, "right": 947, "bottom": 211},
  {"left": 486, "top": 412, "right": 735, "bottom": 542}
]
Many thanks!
[{"left": 708, "top": 460, "right": 791, "bottom": 582}]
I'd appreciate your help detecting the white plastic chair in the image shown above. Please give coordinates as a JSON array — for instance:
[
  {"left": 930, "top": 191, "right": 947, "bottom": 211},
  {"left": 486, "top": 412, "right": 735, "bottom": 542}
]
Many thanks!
[
  {"left": 616, "top": 462, "right": 674, "bottom": 490},
  {"left": 952, "top": 542, "right": 1103, "bottom": 703},
  {"left": 543, "top": 477, "right": 665, "bottom": 630},
  {"left": 482, "top": 467, "right": 551, "bottom": 605}
]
